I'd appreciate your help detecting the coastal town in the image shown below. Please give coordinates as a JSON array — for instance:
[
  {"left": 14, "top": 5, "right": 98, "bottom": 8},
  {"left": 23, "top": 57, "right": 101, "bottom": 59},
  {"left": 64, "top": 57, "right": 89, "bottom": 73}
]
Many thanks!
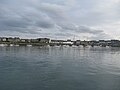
[{"left": 0, "top": 37, "right": 120, "bottom": 47}]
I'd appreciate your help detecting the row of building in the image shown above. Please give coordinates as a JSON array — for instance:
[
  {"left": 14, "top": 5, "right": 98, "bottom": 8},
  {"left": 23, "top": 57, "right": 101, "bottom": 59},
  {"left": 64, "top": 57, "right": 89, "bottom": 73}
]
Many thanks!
[
  {"left": 0, "top": 37, "right": 50, "bottom": 43},
  {"left": 0, "top": 37, "right": 120, "bottom": 47},
  {"left": 74, "top": 40, "right": 120, "bottom": 47}
]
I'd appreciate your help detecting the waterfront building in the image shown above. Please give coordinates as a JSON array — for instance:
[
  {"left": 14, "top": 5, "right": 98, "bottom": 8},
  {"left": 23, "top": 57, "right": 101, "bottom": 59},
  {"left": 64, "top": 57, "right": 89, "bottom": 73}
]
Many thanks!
[
  {"left": 20, "top": 39, "right": 30, "bottom": 43},
  {"left": 0, "top": 37, "right": 7, "bottom": 42},
  {"left": 99, "top": 40, "right": 107, "bottom": 46},
  {"left": 0, "top": 37, "right": 20, "bottom": 43},
  {"left": 14, "top": 37, "right": 20, "bottom": 42},
  {"left": 110, "top": 40, "right": 120, "bottom": 47},
  {"left": 74, "top": 40, "right": 81, "bottom": 46},
  {"left": 37, "top": 38, "right": 50, "bottom": 43},
  {"left": 30, "top": 39, "right": 39, "bottom": 43},
  {"left": 0, "top": 37, "right": 2, "bottom": 42},
  {"left": 50, "top": 40, "right": 65, "bottom": 44},
  {"left": 89, "top": 40, "right": 99, "bottom": 46},
  {"left": 80, "top": 40, "right": 88, "bottom": 46},
  {"left": 63, "top": 40, "right": 73, "bottom": 45}
]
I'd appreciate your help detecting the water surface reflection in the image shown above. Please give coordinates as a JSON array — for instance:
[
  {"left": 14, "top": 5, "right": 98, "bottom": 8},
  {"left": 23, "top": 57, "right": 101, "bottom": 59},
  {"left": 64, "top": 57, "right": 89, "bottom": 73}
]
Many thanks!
[{"left": 0, "top": 46, "right": 120, "bottom": 90}]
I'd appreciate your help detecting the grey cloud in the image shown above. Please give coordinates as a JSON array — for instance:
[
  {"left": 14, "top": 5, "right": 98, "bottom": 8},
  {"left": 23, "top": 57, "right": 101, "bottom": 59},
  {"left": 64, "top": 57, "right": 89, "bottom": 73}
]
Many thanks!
[
  {"left": 0, "top": 0, "right": 113, "bottom": 40},
  {"left": 89, "top": 33, "right": 111, "bottom": 40},
  {"left": 36, "top": 21, "right": 55, "bottom": 28},
  {"left": 2, "top": 19, "right": 30, "bottom": 28},
  {"left": 37, "top": 3, "right": 67, "bottom": 20},
  {"left": 77, "top": 26, "right": 103, "bottom": 34},
  {"left": 58, "top": 23, "right": 76, "bottom": 31},
  {"left": 54, "top": 33, "right": 75, "bottom": 37},
  {"left": 57, "top": 23, "right": 105, "bottom": 35}
]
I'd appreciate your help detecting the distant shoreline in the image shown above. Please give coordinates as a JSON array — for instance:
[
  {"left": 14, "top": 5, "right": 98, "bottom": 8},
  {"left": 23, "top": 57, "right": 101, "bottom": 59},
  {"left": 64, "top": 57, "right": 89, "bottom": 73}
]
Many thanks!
[{"left": 0, "top": 37, "right": 120, "bottom": 47}]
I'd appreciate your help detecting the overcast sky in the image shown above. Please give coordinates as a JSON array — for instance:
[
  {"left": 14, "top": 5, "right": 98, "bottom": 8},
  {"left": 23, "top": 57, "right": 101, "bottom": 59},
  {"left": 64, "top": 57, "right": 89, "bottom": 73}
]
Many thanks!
[{"left": 0, "top": 0, "right": 120, "bottom": 40}]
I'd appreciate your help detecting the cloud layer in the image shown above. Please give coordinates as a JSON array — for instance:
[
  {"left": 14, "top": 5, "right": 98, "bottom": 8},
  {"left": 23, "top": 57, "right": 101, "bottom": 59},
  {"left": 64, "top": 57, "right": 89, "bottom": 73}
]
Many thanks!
[{"left": 0, "top": 0, "right": 120, "bottom": 40}]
